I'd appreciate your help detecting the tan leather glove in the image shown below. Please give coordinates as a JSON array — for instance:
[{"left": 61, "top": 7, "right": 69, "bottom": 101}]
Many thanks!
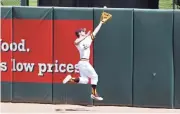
[{"left": 100, "top": 12, "right": 112, "bottom": 24}]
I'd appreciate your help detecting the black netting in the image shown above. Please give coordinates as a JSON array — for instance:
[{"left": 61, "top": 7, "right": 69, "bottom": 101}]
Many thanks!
[{"left": 175, "top": 0, "right": 180, "bottom": 5}]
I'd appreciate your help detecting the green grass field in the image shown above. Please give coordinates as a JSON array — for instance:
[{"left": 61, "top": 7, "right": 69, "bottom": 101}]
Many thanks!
[
  {"left": 29, "top": 0, "right": 37, "bottom": 6},
  {"left": 159, "top": 0, "right": 173, "bottom": 9},
  {"left": 1, "top": 0, "right": 37, "bottom": 6},
  {"left": 1, "top": 0, "right": 179, "bottom": 9}
]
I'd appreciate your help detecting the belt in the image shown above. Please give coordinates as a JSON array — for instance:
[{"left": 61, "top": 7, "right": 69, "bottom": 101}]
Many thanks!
[{"left": 80, "top": 58, "right": 89, "bottom": 61}]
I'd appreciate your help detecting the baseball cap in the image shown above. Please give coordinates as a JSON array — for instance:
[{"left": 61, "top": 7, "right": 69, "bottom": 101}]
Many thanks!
[
  {"left": 76, "top": 28, "right": 86, "bottom": 33},
  {"left": 75, "top": 28, "right": 86, "bottom": 37}
]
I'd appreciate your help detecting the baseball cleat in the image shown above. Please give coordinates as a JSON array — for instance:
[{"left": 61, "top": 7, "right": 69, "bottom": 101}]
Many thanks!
[
  {"left": 63, "top": 75, "right": 72, "bottom": 84},
  {"left": 91, "top": 94, "right": 103, "bottom": 101}
]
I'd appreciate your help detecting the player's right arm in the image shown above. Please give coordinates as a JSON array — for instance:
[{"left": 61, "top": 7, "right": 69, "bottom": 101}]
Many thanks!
[
  {"left": 74, "top": 31, "right": 91, "bottom": 45},
  {"left": 74, "top": 37, "right": 85, "bottom": 45}
]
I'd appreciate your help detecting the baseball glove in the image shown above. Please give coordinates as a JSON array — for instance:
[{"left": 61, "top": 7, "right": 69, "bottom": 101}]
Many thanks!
[{"left": 100, "top": 11, "right": 112, "bottom": 24}]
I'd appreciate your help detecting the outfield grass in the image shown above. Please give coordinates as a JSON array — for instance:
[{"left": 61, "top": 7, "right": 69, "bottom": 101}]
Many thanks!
[
  {"left": 29, "top": 0, "right": 37, "bottom": 6},
  {"left": 0, "top": 0, "right": 37, "bottom": 6},
  {"left": 1, "top": 0, "right": 179, "bottom": 9},
  {"left": 1, "top": 0, "right": 21, "bottom": 6},
  {"left": 159, "top": 0, "right": 173, "bottom": 9}
]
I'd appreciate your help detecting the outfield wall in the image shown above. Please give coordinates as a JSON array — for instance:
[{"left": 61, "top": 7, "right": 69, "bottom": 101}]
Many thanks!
[{"left": 0, "top": 6, "right": 180, "bottom": 109}]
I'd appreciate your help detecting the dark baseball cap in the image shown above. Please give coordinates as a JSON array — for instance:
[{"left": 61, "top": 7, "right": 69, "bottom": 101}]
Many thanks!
[{"left": 76, "top": 28, "right": 86, "bottom": 33}]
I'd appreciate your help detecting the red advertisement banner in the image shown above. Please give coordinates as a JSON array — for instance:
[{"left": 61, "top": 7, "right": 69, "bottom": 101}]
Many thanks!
[{"left": 1, "top": 19, "right": 93, "bottom": 83}]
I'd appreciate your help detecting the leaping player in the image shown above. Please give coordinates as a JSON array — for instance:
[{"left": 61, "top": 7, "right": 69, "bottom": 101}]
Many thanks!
[{"left": 63, "top": 8, "right": 112, "bottom": 101}]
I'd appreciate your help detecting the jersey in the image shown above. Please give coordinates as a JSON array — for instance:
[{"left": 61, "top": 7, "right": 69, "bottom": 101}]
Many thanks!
[{"left": 75, "top": 35, "right": 93, "bottom": 59}]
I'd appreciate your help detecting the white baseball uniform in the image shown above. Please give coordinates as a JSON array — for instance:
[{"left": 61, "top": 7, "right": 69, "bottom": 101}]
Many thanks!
[{"left": 75, "top": 34, "right": 98, "bottom": 85}]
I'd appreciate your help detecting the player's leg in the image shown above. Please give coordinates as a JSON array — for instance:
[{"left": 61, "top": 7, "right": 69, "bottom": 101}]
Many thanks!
[
  {"left": 63, "top": 74, "right": 89, "bottom": 84},
  {"left": 86, "top": 62, "right": 103, "bottom": 101},
  {"left": 63, "top": 74, "right": 88, "bottom": 84},
  {"left": 63, "top": 61, "right": 103, "bottom": 100},
  {"left": 63, "top": 74, "right": 80, "bottom": 84},
  {"left": 63, "top": 61, "right": 89, "bottom": 84}
]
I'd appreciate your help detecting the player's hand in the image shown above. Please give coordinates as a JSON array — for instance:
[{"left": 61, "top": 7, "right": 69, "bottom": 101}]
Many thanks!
[
  {"left": 86, "top": 31, "right": 91, "bottom": 36},
  {"left": 87, "top": 31, "right": 91, "bottom": 35}
]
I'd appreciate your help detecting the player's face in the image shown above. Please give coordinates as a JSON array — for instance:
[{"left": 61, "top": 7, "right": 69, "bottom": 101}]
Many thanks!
[
  {"left": 80, "top": 31, "right": 86, "bottom": 36},
  {"left": 79, "top": 28, "right": 86, "bottom": 36}
]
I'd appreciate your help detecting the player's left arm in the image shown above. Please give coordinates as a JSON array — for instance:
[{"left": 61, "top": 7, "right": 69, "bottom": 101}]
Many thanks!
[
  {"left": 90, "top": 21, "right": 103, "bottom": 40},
  {"left": 91, "top": 7, "right": 112, "bottom": 40}
]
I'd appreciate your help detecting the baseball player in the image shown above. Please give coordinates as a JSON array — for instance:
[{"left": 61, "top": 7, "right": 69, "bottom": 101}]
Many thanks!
[{"left": 63, "top": 10, "right": 111, "bottom": 101}]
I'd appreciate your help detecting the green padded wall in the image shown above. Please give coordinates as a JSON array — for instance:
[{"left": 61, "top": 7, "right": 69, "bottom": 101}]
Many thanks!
[
  {"left": 1, "top": 7, "right": 12, "bottom": 19},
  {"left": 174, "top": 10, "right": 180, "bottom": 109},
  {"left": 133, "top": 9, "right": 174, "bottom": 108},
  {"left": 94, "top": 8, "right": 133, "bottom": 106}
]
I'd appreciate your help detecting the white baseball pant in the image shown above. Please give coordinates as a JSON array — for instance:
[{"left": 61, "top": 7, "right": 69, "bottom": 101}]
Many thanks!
[{"left": 77, "top": 60, "right": 98, "bottom": 85}]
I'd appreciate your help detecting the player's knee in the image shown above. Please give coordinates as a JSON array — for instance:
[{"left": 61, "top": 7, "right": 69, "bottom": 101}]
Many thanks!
[
  {"left": 91, "top": 75, "right": 98, "bottom": 85},
  {"left": 91, "top": 74, "right": 98, "bottom": 79}
]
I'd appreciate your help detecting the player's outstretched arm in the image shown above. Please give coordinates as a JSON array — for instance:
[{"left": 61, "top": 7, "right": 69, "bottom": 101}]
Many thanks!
[
  {"left": 91, "top": 21, "right": 103, "bottom": 39},
  {"left": 91, "top": 7, "right": 112, "bottom": 40}
]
